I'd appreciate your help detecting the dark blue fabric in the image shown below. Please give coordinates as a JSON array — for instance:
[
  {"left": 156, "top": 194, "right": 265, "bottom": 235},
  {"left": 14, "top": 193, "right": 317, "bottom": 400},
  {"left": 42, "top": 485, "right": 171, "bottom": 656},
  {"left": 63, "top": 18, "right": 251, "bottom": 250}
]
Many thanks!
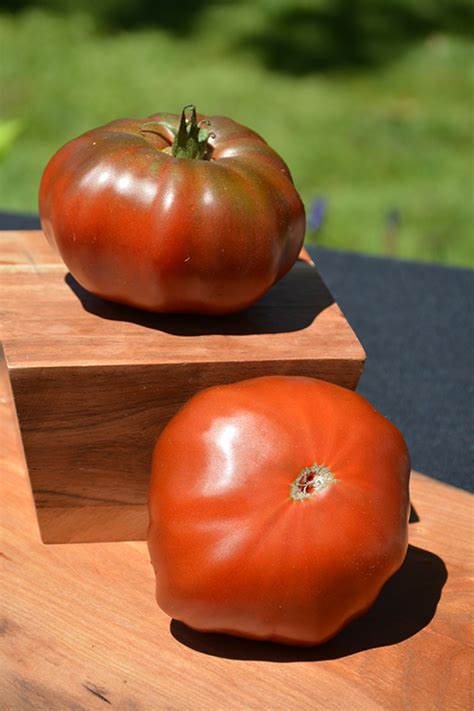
[
  {"left": 1, "top": 213, "right": 472, "bottom": 491},
  {"left": 0, "top": 211, "right": 41, "bottom": 230},
  {"left": 313, "top": 246, "right": 473, "bottom": 492}
]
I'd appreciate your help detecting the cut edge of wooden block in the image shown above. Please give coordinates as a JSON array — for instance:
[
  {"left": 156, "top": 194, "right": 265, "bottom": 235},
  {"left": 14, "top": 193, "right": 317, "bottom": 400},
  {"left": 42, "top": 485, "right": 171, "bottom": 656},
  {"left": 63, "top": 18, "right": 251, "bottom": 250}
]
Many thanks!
[
  {"left": 37, "top": 505, "right": 148, "bottom": 544},
  {"left": 8, "top": 355, "right": 366, "bottom": 544}
]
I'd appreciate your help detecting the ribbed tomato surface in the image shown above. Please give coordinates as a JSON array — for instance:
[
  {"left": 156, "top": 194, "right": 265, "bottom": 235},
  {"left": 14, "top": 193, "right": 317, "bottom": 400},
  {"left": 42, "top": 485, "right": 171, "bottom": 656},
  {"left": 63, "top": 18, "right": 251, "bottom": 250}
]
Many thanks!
[
  {"left": 148, "top": 376, "right": 410, "bottom": 646},
  {"left": 39, "top": 112, "right": 305, "bottom": 314}
]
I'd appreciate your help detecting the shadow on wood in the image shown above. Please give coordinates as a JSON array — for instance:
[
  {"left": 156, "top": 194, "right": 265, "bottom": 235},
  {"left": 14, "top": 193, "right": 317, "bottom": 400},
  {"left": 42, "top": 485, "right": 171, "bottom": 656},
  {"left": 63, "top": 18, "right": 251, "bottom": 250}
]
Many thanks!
[
  {"left": 170, "top": 545, "right": 447, "bottom": 661},
  {"left": 65, "top": 261, "right": 335, "bottom": 336},
  {"left": 409, "top": 503, "right": 420, "bottom": 523}
]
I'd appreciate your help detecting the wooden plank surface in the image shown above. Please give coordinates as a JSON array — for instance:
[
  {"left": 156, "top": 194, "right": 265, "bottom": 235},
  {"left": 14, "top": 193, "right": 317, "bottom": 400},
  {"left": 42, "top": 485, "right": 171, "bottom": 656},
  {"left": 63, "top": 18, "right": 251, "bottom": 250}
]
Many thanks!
[
  {"left": 1, "top": 342, "right": 472, "bottom": 710},
  {"left": 0, "top": 231, "right": 365, "bottom": 368}
]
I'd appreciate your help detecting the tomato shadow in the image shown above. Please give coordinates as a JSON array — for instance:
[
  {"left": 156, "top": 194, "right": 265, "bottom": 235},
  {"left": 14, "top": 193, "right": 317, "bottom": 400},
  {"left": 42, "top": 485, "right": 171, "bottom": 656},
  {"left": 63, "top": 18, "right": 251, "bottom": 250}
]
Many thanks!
[
  {"left": 409, "top": 503, "right": 419, "bottom": 523},
  {"left": 65, "top": 261, "right": 335, "bottom": 336},
  {"left": 169, "top": 544, "right": 447, "bottom": 662}
]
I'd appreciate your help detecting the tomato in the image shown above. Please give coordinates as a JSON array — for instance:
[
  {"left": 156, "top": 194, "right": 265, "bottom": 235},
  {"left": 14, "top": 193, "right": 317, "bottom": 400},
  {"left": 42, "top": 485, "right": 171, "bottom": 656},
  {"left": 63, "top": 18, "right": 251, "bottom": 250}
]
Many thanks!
[
  {"left": 39, "top": 106, "right": 305, "bottom": 314},
  {"left": 148, "top": 375, "right": 410, "bottom": 646}
]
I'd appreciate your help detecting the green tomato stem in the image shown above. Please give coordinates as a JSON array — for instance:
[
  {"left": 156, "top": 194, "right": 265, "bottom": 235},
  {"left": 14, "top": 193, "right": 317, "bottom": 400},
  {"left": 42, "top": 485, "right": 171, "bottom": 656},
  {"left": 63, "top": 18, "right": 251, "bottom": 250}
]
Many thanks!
[
  {"left": 173, "top": 105, "right": 213, "bottom": 160},
  {"left": 140, "top": 106, "right": 213, "bottom": 160}
]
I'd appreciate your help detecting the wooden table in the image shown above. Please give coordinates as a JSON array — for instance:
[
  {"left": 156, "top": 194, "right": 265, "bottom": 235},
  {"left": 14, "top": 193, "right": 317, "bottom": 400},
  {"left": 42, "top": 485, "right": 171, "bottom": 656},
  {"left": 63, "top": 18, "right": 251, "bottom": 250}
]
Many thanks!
[{"left": 1, "top": 353, "right": 472, "bottom": 709}]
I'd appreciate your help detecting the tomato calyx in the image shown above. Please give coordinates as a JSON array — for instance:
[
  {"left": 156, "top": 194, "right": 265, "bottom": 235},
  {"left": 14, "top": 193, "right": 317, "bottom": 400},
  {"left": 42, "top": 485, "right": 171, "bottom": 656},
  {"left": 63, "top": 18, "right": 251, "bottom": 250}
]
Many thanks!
[
  {"left": 290, "top": 464, "right": 337, "bottom": 501},
  {"left": 140, "top": 105, "right": 214, "bottom": 160}
]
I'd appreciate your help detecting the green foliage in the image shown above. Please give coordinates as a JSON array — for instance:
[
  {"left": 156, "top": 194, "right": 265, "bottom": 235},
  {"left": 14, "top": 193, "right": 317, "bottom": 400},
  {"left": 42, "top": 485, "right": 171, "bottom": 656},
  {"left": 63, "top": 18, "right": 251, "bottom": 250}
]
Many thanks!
[
  {"left": 0, "top": 2, "right": 472, "bottom": 265},
  {"left": 0, "top": 118, "right": 23, "bottom": 158}
]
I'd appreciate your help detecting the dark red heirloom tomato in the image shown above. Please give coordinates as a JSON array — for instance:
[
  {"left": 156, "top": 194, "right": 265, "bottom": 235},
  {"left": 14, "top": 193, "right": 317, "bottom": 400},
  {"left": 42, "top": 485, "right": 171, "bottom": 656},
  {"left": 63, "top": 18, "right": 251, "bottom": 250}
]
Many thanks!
[
  {"left": 148, "top": 376, "right": 411, "bottom": 646},
  {"left": 39, "top": 106, "right": 305, "bottom": 314}
]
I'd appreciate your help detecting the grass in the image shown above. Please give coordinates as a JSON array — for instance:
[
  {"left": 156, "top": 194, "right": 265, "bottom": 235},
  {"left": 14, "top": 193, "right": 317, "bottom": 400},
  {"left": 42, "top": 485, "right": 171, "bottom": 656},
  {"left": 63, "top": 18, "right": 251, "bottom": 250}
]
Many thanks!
[{"left": 0, "top": 2, "right": 473, "bottom": 266}]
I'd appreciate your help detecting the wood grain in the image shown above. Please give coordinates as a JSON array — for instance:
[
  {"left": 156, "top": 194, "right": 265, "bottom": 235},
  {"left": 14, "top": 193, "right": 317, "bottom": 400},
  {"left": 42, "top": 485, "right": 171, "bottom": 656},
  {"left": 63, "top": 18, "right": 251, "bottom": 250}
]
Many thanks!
[
  {"left": 0, "top": 231, "right": 365, "bottom": 542},
  {"left": 1, "top": 351, "right": 472, "bottom": 711},
  {"left": 0, "top": 232, "right": 365, "bottom": 368}
]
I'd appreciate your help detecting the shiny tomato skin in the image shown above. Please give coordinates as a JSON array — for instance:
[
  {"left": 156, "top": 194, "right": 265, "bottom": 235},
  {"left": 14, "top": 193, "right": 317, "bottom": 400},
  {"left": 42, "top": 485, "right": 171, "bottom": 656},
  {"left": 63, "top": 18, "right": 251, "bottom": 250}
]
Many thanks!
[
  {"left": 148, "top": 376, "right": 410, "bottom": 646},
  {"left": 39, "top": 113, "right": 305, "bottom": 314}
]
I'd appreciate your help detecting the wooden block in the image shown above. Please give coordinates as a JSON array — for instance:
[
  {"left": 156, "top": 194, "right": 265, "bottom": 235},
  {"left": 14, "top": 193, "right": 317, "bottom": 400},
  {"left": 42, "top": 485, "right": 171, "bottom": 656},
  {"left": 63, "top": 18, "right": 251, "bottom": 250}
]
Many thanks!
[{"left": 0, "top": 231, "right": 366, "bottom": 543}]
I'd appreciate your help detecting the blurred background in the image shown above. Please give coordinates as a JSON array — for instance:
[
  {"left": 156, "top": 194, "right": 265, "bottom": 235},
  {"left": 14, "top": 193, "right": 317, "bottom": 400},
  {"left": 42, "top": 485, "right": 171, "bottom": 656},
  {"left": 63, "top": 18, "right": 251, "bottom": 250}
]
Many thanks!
[{"left": 0, "top": 0, "right": 473, "bottom": 266}]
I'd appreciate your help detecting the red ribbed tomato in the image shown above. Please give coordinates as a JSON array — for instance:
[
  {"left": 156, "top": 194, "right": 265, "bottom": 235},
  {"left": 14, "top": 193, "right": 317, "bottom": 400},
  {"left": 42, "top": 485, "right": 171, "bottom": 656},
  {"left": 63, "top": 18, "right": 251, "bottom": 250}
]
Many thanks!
[
  {"left": 148, "top": 376, "right": 410, "bottom": 646},
  {"left": 39, "top": 106, "right": 305, "bottom": 314}
]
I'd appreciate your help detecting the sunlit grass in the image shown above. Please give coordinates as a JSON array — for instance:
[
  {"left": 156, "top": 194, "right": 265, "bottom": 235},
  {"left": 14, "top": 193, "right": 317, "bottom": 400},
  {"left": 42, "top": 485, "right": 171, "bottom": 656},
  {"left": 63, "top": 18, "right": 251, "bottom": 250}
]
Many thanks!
[{"left": 0, "top": 4, "right": 472, "bottom": 265}]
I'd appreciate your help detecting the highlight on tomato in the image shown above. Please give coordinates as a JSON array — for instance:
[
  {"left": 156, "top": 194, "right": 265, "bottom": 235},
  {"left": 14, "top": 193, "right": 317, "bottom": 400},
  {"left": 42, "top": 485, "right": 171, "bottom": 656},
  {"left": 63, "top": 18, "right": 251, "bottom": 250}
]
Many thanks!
[
  {"left": 39, "top": 106, "right": 306, "bottom": 314},
  {"left": 148, "top": 375, "right": 411, "bottom": 646}
]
